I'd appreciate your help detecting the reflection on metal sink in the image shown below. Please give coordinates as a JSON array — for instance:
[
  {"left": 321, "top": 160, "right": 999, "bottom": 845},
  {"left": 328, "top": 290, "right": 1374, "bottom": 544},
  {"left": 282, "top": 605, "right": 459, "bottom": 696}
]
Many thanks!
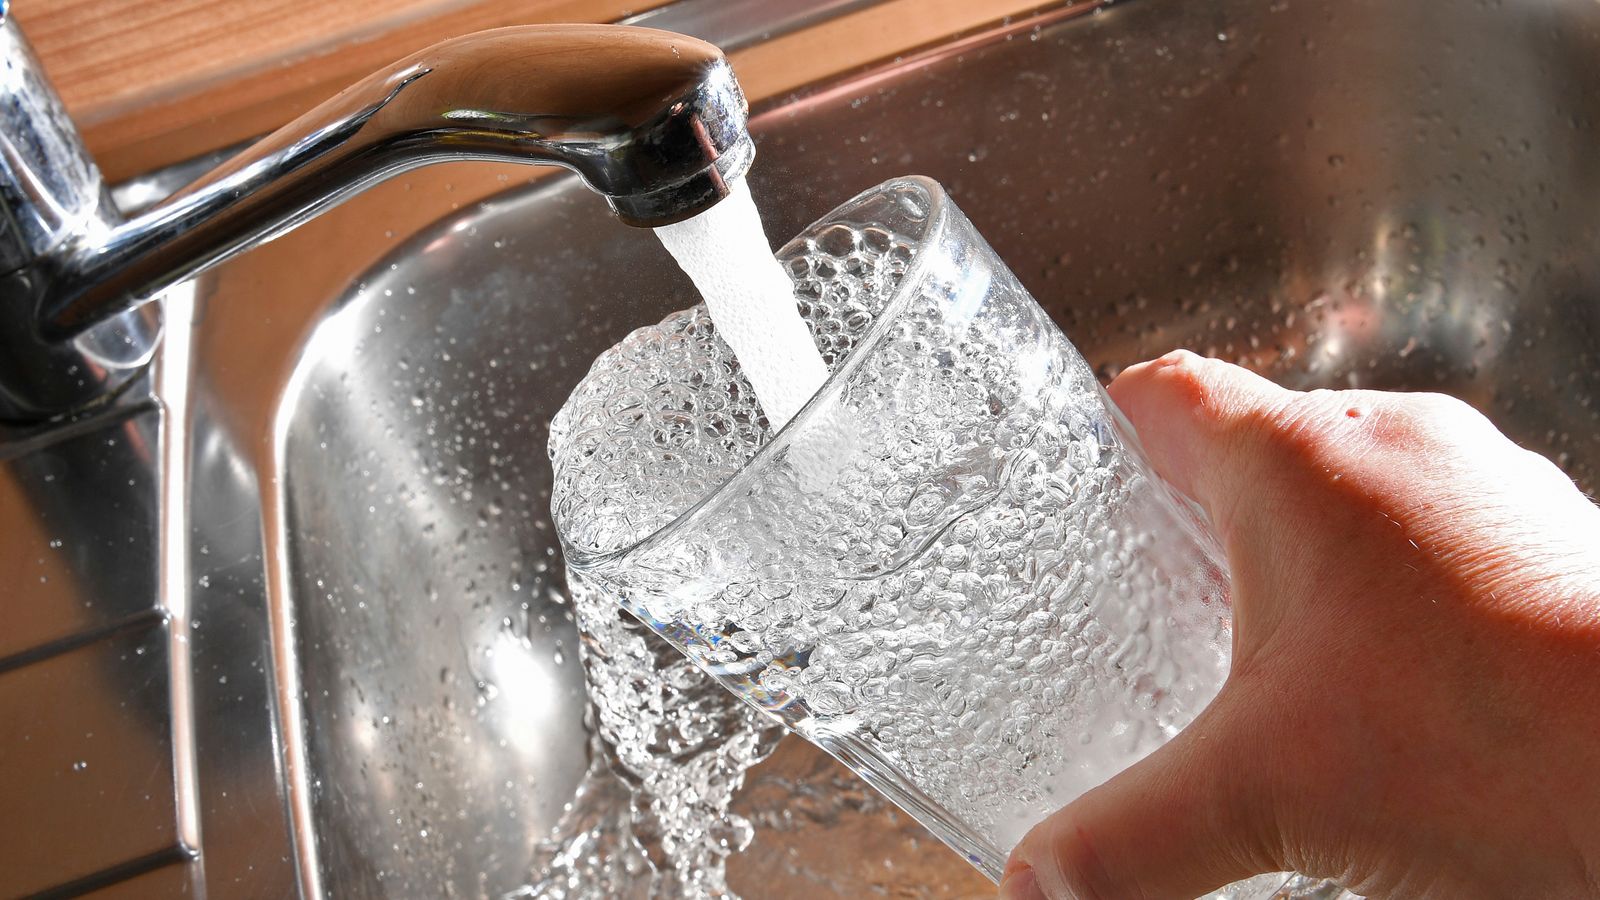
[{"left": 176, "top": 0, "right": 1600, "bottom": 896}]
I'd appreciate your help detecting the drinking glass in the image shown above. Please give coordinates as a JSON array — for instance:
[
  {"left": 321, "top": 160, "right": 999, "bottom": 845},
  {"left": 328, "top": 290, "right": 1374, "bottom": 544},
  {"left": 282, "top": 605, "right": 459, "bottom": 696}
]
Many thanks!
[{"left": 550, "top": 177, "right": 1339, "bottom": 897}]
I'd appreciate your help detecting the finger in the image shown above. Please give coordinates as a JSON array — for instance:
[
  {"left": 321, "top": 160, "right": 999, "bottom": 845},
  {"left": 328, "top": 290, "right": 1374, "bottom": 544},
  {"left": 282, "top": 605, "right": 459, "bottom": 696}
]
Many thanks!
[
  {"left": 1000, "top": 696, "right": 1279, "bottom": 899},
  {"left": 1106, "top": 351, "right": 1291, "bottom": 538}
]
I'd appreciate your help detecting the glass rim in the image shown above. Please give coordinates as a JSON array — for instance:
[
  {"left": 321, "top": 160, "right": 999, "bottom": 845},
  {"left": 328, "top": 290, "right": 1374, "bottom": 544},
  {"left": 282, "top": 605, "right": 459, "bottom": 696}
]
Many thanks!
[{"left": 564, "top": 174, "right": 953, "bottom": 569}]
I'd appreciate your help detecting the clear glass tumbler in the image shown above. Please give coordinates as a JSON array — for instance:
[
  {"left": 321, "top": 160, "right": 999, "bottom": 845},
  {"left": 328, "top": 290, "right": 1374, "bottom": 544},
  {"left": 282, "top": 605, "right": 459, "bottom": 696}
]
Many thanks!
[{"left": 550, "top": 177, "right": 1328, "bottom": 895}]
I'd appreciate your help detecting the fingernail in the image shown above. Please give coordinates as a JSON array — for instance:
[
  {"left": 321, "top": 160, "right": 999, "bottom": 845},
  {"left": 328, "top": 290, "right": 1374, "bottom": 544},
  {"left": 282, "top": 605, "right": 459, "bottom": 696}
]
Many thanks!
[{"left": 999, "top": 865, "right": 1045, "bottom": 900}]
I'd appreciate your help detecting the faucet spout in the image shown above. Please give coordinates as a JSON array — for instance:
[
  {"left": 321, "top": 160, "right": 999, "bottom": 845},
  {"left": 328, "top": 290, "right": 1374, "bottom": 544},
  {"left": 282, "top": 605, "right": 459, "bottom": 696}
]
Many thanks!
[
  {"left": 0, "top": 19, "right": 751, "bottom": 421},
  {"left": 41, "top": 25, "right": 752, "bottom": 342}
]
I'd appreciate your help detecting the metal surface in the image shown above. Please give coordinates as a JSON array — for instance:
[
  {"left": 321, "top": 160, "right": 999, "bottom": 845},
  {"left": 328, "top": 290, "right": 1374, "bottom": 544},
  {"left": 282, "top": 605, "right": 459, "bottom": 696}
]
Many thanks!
[
  {"left": 0, "top": 622, "right": 182, "bottom": 897},
  {"left": 622, "top": 0, "right": 885, "bottom": 52},
  {"left": 109, "top": 142, "right": 254, "bottom": 218},
  {"left": 5, "top": 0, "right": 1600, "bottom": 896},
  {"left": 0, "top": 21, "right": 103, "bottom": 273},
  {"left": 75, "top": 861, "right": 200, "bottom": 899},
  {"left": 38, "top": 24, "right": 753, "bottom": 337},
  {"left": 0, "top": 401, "right": 161, "bottom": 663},
  {"left": 0, "top": 20, "right": 162, "bottom": 423},
  {"left": 276, "top": 264, "right": 594, "bottom": 895},
  {"left": 0, "top": 23, "right": 752, "bottom": 421}
]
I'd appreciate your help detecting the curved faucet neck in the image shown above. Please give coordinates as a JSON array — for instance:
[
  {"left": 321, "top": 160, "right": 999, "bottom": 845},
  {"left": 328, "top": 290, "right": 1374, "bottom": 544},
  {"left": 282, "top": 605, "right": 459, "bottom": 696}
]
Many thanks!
[{"left": 0, "top": 22, "right": 753, "bottom": 423}]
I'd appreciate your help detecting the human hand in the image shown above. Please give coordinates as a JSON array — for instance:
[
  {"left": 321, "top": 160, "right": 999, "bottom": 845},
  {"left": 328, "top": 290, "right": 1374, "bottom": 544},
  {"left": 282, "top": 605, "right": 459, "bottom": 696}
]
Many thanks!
[{"left": 1000, "top": 351, "right": 1600, "bottom": 899}]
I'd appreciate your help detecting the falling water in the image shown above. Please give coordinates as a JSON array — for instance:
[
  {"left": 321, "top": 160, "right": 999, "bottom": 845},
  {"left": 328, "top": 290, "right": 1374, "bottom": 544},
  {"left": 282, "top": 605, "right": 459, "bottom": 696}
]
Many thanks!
[{"left": 522, "top": 177, "right": 817, "bottom": 899}]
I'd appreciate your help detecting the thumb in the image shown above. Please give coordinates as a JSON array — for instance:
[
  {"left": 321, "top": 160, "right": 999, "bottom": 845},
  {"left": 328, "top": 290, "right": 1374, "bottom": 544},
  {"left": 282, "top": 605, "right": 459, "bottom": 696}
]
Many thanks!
[
  {"left": 1105, "top": 351, "right": 1293, "bottom": 541},
  {"left": 999, "top": 697, "right": 1280, "bottom": 899}
]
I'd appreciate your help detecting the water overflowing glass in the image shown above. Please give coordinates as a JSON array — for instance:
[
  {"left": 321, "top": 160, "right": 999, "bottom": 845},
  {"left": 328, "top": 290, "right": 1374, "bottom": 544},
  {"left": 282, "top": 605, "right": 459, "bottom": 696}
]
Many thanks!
[
  {"left": 518, "top": 574, "right": 781, "bottom": 899},
  {"left": 548, "top": 177, "right": 1347, "bottom": 898}
]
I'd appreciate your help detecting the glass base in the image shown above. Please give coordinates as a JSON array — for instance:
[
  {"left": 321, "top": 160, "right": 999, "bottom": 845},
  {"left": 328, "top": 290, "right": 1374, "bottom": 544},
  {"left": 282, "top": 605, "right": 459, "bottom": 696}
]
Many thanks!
[
  {"left": 805, "top": 725, "right": 1009, "bottom": 881},
  {"left": 805, "top": 726, "right": 1356, "bottom": 899}
]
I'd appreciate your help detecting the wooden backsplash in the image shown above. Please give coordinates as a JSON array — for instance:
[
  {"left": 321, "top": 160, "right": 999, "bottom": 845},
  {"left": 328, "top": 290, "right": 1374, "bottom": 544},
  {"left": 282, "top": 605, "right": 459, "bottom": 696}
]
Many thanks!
[{"left": 10, "top": 0, "right": 1061, "bottom": 182}]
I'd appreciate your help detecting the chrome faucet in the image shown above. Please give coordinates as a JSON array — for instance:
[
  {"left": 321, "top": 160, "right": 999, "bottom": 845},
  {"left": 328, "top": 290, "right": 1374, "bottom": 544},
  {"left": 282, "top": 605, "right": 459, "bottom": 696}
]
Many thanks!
[{"left": 0, "top": 13, "right": 752, "bottom": 422}]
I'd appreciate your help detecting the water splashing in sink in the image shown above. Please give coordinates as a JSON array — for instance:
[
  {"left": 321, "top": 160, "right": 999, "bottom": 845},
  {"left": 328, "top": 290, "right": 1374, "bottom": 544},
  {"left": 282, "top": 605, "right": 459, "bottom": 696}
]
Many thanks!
[
  {"left": 522, "top": 178, "right": 817, "bottom": 899},
  {"left": 514, "top": 574, "right": 781, "bottom": 899}
]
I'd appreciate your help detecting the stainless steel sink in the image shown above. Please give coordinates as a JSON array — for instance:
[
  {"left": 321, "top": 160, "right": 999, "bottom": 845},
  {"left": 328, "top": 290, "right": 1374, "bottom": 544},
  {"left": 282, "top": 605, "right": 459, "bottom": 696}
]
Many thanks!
[{"left": 7, "top": 0, "right": 1597, "bottom": 895}]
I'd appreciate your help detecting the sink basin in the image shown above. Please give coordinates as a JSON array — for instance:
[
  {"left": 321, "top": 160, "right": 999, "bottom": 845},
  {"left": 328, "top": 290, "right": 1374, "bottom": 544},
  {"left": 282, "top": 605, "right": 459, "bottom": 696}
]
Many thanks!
[{"left": 171, "top": 0, "right": 1600, "bottom": 896}]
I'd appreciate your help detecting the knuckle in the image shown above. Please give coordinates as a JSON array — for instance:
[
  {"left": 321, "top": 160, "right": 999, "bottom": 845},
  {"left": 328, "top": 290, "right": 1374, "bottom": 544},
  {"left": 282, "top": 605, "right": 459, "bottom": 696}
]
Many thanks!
[
  {"left": 1230, "top": 387, "right": 1405, "bottom": 481},
  {"left": 1366, "top": 391, "right": 1499, "bottom": 457},
  {"left": 1269, "top": 389, "right": 1488, "bottom": 463},
  {"left": 1147, "top": 350, "right": 1227, "bottom": 416},
  {"left": 1154, "top": 348, "right": 1205, "bottom": 369},
  {"left": 1388, "top": 390, "right": 1484, "bottom": 430}
]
